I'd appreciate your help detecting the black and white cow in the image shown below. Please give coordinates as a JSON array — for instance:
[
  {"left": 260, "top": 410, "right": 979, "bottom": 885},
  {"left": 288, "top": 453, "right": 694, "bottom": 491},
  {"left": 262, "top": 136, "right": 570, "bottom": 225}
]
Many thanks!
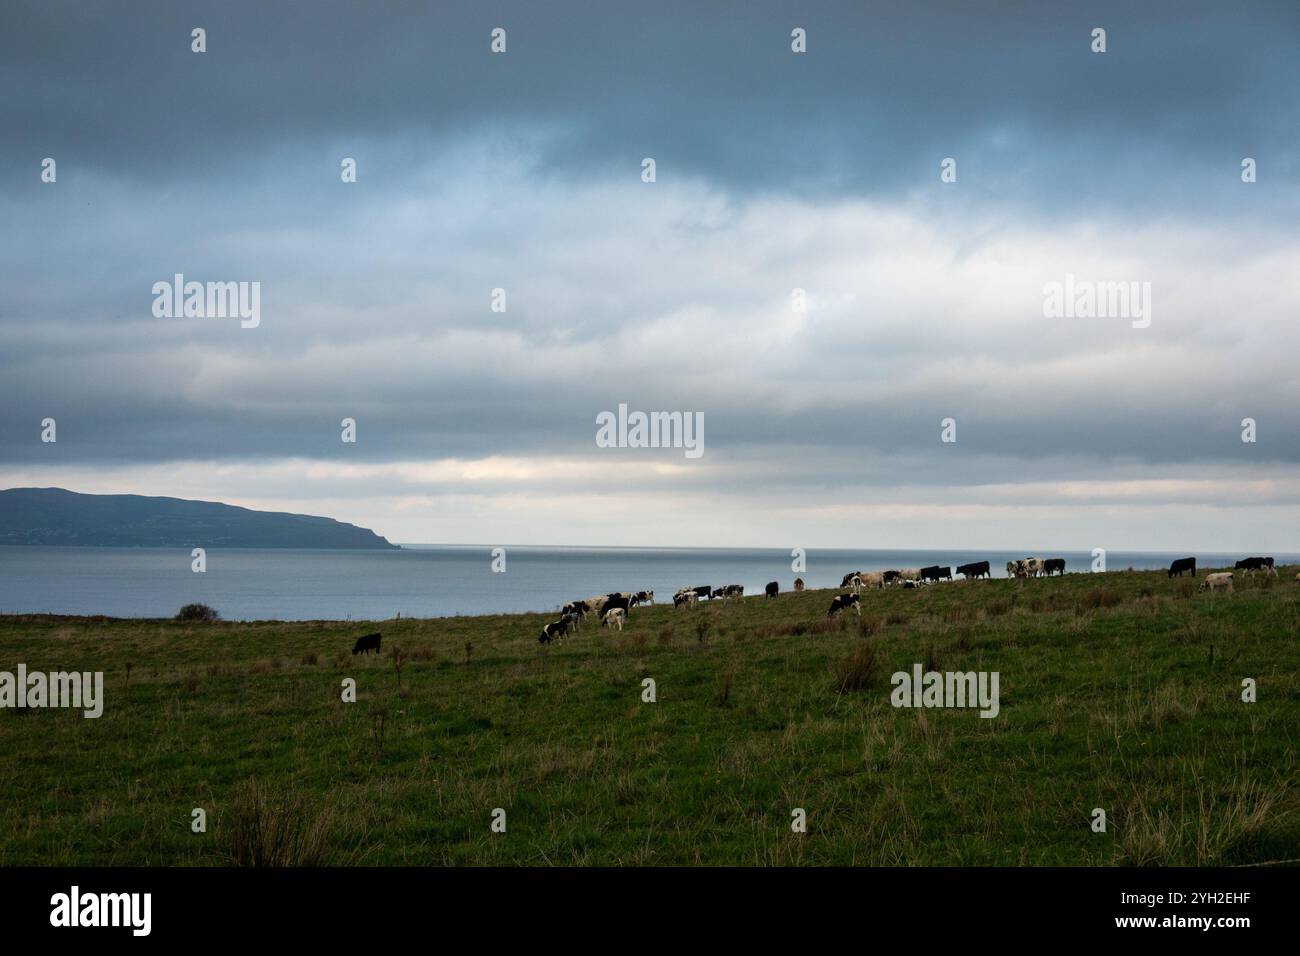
[
  {"left": 603, "top": 592, "right": 633, "bottom": 617},
  {"left": 957, "top": 561, "right": 990, "bottom": 579},
  {"left": 674, "top": 590, "right": 699, "bottom": 608},
  {"left": 692, "top": 585, "right": 713, "bottom": 601},
  {"left": 539, "top": 619, "right": 568, "bottom": 644},
  {"left": 827, "top": 592, "right": 861, "bottom": 616},
  {"left": 1168, "top": 557, "right": 1196, "bottom": 578},
  {"left": 631, "top": 590, "right": 655, "bottom": 606},
  {"left": 765, "top": 581, "right": 779, "bottom": 599}
]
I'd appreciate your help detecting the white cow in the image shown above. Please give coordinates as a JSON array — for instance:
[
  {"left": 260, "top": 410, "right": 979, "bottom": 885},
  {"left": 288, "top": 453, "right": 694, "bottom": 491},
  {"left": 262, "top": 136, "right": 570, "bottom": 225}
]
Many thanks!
[
  {"left": 603, "top": 607, "right": 627, "bottom": 630},
  {"left": 1199, "top": 572, "right": 1234, "bottom": 593}
]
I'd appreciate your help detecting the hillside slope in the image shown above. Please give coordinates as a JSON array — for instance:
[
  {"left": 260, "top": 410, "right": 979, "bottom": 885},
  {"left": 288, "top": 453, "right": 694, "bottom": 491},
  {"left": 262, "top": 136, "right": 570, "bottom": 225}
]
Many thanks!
[{"left": 0, "top": 487, "right": 398, "bottom": 549}]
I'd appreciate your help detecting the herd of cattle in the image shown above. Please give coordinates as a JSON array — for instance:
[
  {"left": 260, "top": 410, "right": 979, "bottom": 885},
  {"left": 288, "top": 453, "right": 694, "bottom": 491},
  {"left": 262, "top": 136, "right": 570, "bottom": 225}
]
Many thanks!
[{"left": 534, "top": 555, "right": 1295, "bottom": 642}]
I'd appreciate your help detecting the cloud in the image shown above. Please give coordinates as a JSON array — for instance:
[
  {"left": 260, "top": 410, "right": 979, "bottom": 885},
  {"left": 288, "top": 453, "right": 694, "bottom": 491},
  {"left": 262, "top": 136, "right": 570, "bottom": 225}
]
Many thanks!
[{"left": 2, "top": 1, "right": 1297, "bottom": 548}]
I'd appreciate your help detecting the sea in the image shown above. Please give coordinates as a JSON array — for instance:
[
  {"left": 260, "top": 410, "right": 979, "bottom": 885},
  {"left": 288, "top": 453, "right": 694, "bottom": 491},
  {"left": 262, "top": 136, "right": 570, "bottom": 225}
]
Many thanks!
[{"left": 0, "top": 545, "right": 1293, "bottom": 622}]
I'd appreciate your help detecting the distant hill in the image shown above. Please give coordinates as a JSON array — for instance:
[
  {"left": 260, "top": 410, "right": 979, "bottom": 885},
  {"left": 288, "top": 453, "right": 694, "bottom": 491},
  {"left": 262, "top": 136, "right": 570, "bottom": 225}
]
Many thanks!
[{"left": 0, "top": 488, "right": 399, "bottom": 549}]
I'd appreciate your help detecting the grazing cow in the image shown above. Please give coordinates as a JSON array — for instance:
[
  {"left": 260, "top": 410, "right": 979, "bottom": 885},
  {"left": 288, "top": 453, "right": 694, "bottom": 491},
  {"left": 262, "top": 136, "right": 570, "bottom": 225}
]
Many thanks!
[
  {"left": 1044, "top": 558, "right": 1066, "bottom": 576},
  {"left": 1168, "top": 557, "right": 1196, "bottom": 578},
  {"left": 827, "top": 592, "right": 861, "bottom": 617},
  {"left": 674, "top": 590, "right": 699, "bottom": 609},
  {"left": 539, "top": 619, "right": 568, "bottom": 645},
  {"left": 1235, "top": 557, "right": 1268, "bottom": 571},
  {"left": 841, "top": 572, "right": 859, "bottom": 588},
  {"left": 793, "top": 578, "right": 805, "bottom": 591},
  {"left": 714, "top": 584, "right": 744, "bottom": 599},
  {"left": 882, "top": 570, "right": 902, "bottom": 585},
  {"left": 1199, "top": 572, "right": 1234, "bottom": 593},
  {"left": 854, "top": 571, "right": 885, "bottom": 592},
  {"left": 632, "top": 590, "right": 655, "bottom": 606},
  {"left": 765, "top": 581, "right": 779, "bottom": 599},
  {"left": 957, "top": 561, "right": 990, "bottom": 580},
  {"left": 602, "top": 607, "right": 627, "bottom": 630},
  {"left": 351, "top": 632, "right": 382, "bottom": 655},
  {"left": 604, "top": 593, "right": 633, "bottom": 617},
  {"left": 562, "top": 601, "right": 588, "bottom": 626}
]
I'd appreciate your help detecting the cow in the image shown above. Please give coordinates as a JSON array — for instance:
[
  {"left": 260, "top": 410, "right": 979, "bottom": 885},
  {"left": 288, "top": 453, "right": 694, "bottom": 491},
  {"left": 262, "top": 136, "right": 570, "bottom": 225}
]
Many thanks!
[
  {"left": 851, "top": 571, "right": 885, "bottom": 593},
  {"left": 902, "top": 579, "right": 922, "bottom": 589},
  {"left": 1199, "top": 572, "right": 1234, "bottom": 593},
  {"left": 602, "top": 607, "right": 627, "bottom": 630},
  {"left": 896, "top": 568, "right": 922, "bottom": 585},
  {"left": 1235, "top": 557, "right": 1269, "bottom": 571},
  {"left": 827, "top": 592, "right": 861, "bottom": 617},
  {"left": 1167, "top": 557, "right": 1196, "bottom": 578},
  {"left": 714, "top": 584, "right": 744, "bottom": 599},
  {"left": 957, "top": 560, "right": 990, "bottom": 580},
  {"left": 1043, "top": 558, "right": 1066, "bottom": 576},
  {"left": 603, "top": 593, "right": 633, "bottom": 617},
  {"left": 840, "top": 572, "right": 859, "bottom": 588},
  {"left": 351, "top": 632, "right": 382, "bottom": 655},
  {"left": 562, "top": 601, "right": 588, "bottom": 627},
  {"left": 1006, "top": 561, "right": 1019, "bottom": 578},
  {"left": 631, "top": 590, "right": 655, "bottom": 606},
  {"left": 674, "top": 590, "right": 699, "bottom": 609},
  {"left": 921, "top": 565, "right": 951, "bottom": 583},
  {"left": 585, "top": 595, "right": 610, "bottom": 614},
  {"left": 793, "top": 577, "right": 805, "bottom": 591},
  {"left": 882, "top": 570, "right": 902, "bottom": 585},
  {"left": 1023, "top": 558, "right": 1046, "bottom": 578},
  {"left": 692, "top": 585, "right": 713, "bottom": 601},
  {"left": 539, "top": 619, "right": 568, "bottom": 644},
  {"left": 765, "top": 581, "right": 779, "bottom": 599}
]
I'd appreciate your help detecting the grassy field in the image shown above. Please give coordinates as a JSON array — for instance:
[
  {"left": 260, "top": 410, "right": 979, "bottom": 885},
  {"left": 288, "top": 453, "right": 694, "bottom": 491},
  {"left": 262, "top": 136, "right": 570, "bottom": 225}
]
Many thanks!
[{"left": 2, "top": 567, "right": 1299, "bottom": 866}]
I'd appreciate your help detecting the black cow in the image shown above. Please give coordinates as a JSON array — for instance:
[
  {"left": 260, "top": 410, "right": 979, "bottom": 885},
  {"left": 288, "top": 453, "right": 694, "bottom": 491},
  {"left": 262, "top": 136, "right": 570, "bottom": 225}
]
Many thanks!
[
  {"left": 1168, "top": 557, "right": 1196, "bottom": 578},
  {"left": 765, "top": 581, "right": 779, "bottom": 599},
  {"left": 352, "top": 632, "right": 382, "bottom": 655},
  {"left": 604, "top": 593, "right": 632, "bottom": 617},
  {"left": 539, "top": 619, "right": 568, "bottom": 645},
  {"left": 956, "top": 560, "right": 990, "bottom": 580},
  {"left": 1044, "top": 558, "right": 1066, "bottom": 576},
  {"left": 840, "top": 572, "right": 859, "bottom": 587},
  {"left": 920, "top": 565, "right": 944, "bottom": 582},
  {"left": 692, "top": 585, "right": 712, "bottom": 600},
  {"left": 882, "top": 570, "right": 901, "bottom": 585},
  {"left": 827, "top": 593, "right": 861, "bottom": 617},
  {"left": 1235, "top": 557, "right": 1271, "bottom": 571}
]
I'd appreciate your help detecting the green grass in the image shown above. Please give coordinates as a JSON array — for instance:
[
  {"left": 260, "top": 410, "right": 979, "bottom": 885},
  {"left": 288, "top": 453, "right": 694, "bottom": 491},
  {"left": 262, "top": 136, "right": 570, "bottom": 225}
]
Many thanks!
[{"left": 2, "top": 568, "right": 1299, "bottom": 866}]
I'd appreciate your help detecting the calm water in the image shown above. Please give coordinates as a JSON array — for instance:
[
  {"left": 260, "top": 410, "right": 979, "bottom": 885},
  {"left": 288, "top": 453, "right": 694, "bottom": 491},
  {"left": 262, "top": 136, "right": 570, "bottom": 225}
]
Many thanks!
[{"left": 1, "top": 545, "right": 1292, "bottom": 621}]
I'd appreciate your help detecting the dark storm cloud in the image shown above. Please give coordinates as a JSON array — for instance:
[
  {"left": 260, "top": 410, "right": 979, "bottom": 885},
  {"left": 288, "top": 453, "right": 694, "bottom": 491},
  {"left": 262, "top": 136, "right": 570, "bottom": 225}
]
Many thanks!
[
  {"left": 2, "top": 0, "right": 1297, "bottom": 210},
  {"left": 1, "top": 0, "right": 1298, "bottom": 514}
]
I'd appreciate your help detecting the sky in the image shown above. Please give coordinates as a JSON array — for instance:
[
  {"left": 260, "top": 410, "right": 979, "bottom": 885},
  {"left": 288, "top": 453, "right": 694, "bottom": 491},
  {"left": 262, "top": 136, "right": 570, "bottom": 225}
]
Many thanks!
[{"left": 1, "top": 0, "right": 1298, "bottom": 550}]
